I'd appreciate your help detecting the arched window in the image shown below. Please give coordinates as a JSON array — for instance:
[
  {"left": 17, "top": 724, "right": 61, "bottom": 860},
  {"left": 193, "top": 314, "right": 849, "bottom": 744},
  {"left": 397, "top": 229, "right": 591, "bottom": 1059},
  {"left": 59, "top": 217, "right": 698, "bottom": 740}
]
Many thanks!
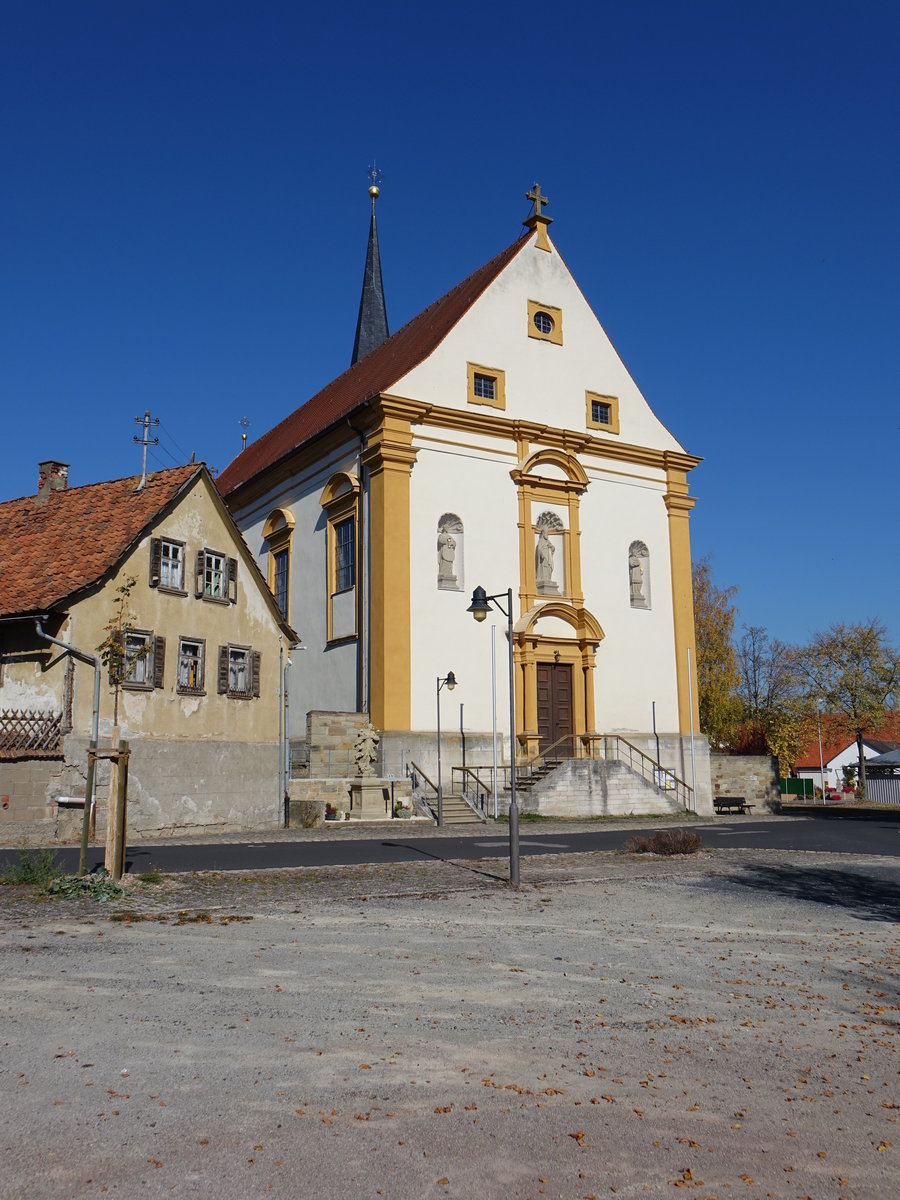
[
  {"left": 262, "top": 508, "right": 295, "bottom": 621},
  {"left": 320, "top": 472, "right": 360, "bottom": 642},
  {"left": 628, "top": 540, "right": 650, "bottom": 609}
]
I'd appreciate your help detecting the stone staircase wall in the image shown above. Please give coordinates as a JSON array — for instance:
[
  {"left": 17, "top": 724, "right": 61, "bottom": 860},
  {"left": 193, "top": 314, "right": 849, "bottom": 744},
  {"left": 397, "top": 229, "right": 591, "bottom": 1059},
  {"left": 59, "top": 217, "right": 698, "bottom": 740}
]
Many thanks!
[{"left": 518, "top": 759, "right": 684, "bottom": 818}]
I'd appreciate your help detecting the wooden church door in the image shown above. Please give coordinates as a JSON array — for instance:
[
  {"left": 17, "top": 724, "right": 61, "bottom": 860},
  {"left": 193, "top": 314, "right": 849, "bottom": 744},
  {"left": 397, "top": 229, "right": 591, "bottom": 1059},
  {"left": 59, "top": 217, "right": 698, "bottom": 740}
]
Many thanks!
[{"left": 536, "top": 662, "right": 574, "bottom": 756}]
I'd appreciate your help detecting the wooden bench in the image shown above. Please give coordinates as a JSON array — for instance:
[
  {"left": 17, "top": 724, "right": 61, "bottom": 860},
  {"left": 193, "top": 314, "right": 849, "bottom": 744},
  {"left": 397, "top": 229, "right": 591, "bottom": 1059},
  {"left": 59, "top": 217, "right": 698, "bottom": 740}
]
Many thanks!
[{"left": 713, "top": 795, "right": 752, "bottom": 814}]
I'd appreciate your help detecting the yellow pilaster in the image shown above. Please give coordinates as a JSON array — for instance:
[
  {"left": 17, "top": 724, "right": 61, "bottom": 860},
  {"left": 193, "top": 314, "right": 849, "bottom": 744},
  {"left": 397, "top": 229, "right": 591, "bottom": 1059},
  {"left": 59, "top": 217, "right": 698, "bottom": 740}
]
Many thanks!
[
  {"left": 361, "top": 399, "right": 419, "bottom": 732},
  {"left": 664, "top": 458, "right": 700, "bottom": 734}
]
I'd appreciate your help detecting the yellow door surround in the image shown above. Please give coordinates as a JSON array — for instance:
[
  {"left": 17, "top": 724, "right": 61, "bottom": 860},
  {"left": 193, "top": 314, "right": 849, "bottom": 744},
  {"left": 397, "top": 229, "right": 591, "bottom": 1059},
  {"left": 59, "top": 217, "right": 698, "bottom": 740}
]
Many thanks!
[{"left": 513, "top": 601, "right": 604, "bottom": 762}]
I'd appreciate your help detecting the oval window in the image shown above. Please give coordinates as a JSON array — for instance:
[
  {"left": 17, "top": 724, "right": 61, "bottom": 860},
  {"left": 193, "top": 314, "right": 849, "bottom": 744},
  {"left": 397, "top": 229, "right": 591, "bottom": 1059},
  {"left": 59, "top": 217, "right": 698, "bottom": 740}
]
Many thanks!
[{"left": 533, "top": 310, "right": 554, "bottom": 335}]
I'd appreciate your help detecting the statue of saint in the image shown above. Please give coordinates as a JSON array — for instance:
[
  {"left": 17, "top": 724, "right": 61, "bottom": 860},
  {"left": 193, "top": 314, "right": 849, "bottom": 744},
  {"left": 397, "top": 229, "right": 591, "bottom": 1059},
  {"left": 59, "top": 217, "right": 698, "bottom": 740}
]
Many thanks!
[
  {"left": 354, "top": 722, "right": 380, "bottom": 777},
  {"left": 629, "top": 549, "right": 644, "bottom": 603},
  {"left": 536, "top": 529, "right": 556, "bottom": 585},
  {"left": 437, "top": 528, "right": 457, "bottom": 579}
]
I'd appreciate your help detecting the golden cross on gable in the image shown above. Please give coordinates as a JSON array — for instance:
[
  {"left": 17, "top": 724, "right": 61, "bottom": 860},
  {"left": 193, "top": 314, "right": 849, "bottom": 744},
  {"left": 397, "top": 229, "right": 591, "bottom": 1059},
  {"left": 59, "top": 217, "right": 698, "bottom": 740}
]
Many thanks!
[{"left": 526, "top": 182, "right": 549, "bottom": 218}]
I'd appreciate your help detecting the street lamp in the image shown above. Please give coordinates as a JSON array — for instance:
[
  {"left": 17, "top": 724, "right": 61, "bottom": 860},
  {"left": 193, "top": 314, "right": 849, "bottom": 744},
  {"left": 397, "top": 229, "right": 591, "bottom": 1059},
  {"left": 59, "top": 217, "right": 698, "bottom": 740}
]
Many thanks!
[
  {"left": 436, "top": 671, "right": 457, "bottom": 827},
  {"left": 467, "top": 586, "right": 519, "bottom": 886}
]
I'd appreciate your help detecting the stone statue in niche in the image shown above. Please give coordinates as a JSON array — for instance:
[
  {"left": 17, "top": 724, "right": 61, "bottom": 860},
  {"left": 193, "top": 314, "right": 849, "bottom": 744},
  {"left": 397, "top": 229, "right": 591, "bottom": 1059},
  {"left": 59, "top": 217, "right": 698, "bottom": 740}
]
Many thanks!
[
  {"left": 535, "top": 512, "right": 563, "bottom": 594},
  {"left": 628, "top": 540, "right": 650, "bottom": 609},
  {"left": 354, "top": 722, "right": 380, "bottom": 777},
  {"left": 436, "top": 513, "right": 463, "bottom": 590},
  {"left": 535, "top": 529, "right": 558, "bottom": 593}
]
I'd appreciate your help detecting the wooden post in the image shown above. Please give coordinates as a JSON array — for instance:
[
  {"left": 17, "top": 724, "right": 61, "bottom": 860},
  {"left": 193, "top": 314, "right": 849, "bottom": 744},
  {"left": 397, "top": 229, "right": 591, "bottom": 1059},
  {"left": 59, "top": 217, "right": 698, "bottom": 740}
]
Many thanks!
[
  {"left": 78, "top": 740, "right": 97, "bottom": 877},
  {"left": 104, "top": 729, "right": 129, "bottom": 880}
]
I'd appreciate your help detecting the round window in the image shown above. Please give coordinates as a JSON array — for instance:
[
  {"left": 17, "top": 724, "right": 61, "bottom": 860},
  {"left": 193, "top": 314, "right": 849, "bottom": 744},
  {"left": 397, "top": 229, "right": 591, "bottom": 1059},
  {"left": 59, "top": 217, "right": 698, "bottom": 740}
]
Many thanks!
[{"left": 533, "top": 310, "right": 554, "bottom": 335}]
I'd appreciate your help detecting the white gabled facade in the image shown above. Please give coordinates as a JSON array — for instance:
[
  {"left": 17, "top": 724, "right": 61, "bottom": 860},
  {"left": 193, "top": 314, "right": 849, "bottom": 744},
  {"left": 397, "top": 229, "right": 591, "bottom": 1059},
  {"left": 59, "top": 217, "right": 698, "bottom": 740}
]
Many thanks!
[{"left": 222, "top": 198, "right": 709, "bottom": 808}]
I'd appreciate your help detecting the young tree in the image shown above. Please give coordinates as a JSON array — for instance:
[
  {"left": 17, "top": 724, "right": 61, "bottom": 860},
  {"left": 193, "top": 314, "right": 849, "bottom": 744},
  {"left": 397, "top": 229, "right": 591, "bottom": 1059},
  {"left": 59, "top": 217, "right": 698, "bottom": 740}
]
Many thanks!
[
  {"left": 97, "top": 576, "right": 148, "bottom": 726},
  {"left": 692, "top": 557, "right": 741, "bottom": 748},
  {"left": 795, "top": 620, "right": 899, "bottom": 798}
]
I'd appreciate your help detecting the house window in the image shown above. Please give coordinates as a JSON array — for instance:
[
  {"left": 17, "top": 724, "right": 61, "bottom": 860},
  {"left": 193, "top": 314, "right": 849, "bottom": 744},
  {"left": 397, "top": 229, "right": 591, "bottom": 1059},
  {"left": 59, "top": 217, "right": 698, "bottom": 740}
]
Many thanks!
[
  {"left": 149, "top": 537, "right": 186, "bottom": 592},
  {"left": 473, "top": 373, "right": 495, "bottom": 400},
  {"left": 119, "top": 631, "right": 165, "bottom": 690},
  {"left": 177, "top": 637, "right": 205, "bottom": 694},
  {"left": 217, "top": 644, "right": 260, "bottom": 699},
  {"left": 196, "top": 548, "right": 238, "bottom": 603},
  {"left": 320, "top": 471, "right": 360, "bottom": 643},
  {"left": 585, "top": 391, "right": 620, "bottom": 435},
  {"left": 467, "top": 362, "right": 506, "bottom": 410},
  {"left": 527, "top": 300, "right": 563, "bottom": 345},
  {"left": 125, "top": 632, "right": 151, "bottom": 686},
  {"left": 335, "top": 516, "right": 355, "bottom": 592}
]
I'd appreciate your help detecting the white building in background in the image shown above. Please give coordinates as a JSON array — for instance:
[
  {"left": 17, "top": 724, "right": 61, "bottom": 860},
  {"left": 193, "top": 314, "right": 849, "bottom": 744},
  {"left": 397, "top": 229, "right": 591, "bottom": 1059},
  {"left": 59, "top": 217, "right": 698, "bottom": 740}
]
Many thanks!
[{"left": 217, "top": 185, "right": 710, "bottom": 811}]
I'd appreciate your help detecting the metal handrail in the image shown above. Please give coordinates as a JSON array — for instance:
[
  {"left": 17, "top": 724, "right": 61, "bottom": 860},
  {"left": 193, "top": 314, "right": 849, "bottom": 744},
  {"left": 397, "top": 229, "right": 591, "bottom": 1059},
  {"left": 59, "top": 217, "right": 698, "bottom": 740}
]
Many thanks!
[{"left": 603, "top": 735, "right": 693, "bottom": 809}]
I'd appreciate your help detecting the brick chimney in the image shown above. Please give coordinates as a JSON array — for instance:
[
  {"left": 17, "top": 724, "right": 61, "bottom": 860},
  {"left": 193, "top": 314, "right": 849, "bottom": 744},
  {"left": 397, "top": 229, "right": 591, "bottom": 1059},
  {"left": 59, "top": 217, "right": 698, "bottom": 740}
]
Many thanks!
[{"left": 36, "top": 460, "right": 69, "bottom": 505}]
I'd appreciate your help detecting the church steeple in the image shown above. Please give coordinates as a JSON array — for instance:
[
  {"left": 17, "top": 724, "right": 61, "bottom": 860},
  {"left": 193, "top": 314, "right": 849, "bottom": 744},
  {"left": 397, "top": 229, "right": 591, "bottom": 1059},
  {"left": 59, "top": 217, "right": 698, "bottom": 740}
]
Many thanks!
[{"left": 351, "top": 166, "right": 389, "bottom": 365}]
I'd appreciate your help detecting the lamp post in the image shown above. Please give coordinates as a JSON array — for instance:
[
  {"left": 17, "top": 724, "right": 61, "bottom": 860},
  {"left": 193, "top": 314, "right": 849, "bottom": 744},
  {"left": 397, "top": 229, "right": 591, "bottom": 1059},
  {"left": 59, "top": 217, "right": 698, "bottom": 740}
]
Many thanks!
[
  {"left": 436, "top": 671, "right": 457, "bottom": 827},
  {"left": 467, "top": 586, "right": 519, "bottom": 886}
]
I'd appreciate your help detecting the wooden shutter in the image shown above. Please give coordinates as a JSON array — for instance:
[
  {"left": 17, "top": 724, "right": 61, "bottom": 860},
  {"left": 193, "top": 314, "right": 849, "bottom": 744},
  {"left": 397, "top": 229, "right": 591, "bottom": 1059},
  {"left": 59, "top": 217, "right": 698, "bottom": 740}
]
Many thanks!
[
  {"left": 195, "top": 549, "right": 205, "bottom": 597},
  {"left": 149, "top": 538, "right": 161, "bottom": 587},
  {"left": 217, "top": 646, "right": 229, "bottom": 694},
  {"left": 153, "top": 636, "right": 166, "bottom": 688},
  {"left": 228, "top": 557, "right": 238, "bottom": 604},
  {"left": 251, "top": 650, "right": 261, "bottom": 698}
]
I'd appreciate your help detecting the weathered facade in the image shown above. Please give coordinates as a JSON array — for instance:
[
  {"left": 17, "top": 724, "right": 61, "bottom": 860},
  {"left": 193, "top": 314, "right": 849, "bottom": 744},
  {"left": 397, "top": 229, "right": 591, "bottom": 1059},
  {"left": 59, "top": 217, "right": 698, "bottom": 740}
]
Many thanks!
[{"left": 0, "top": 463, "right": 297, "bottom": 840}]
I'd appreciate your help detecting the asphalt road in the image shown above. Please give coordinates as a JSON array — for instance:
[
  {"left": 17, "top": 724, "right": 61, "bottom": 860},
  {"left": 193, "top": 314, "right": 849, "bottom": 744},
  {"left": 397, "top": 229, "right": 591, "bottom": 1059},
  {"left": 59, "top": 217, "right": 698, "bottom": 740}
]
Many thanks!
[{"left": 4, "top": 812, "right": 899, "bottom": 875}]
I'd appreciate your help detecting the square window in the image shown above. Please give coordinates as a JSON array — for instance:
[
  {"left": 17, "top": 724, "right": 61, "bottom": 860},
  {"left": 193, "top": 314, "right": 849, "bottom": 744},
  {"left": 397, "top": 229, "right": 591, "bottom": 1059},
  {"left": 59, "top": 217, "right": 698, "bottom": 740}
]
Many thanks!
[
  {"left": 124, "top": 632, "right": 151, "bottom": 686},
  {"left": 177, "top": 638, "right": 205, "bottom": 693},
  {"left": 473, "top": 373, "right": 495, "bottom": 400},
  {"left": 218, "top": 644, "right": 260, "bottom": 699},
  {"left": 205, "top": 551, "right": 225, "bottom": 599},
  {"left": 467, "top": 362, "right": 506, "bottom": 410},
  {"left": 196, "top": 548, "right": 237, "bottom": 603},
  {"left": 585, "top": 391, "right": 620, "bottom": 435},
  {"left": 160, "top": 540, "right": 184, "bottom": 590}
]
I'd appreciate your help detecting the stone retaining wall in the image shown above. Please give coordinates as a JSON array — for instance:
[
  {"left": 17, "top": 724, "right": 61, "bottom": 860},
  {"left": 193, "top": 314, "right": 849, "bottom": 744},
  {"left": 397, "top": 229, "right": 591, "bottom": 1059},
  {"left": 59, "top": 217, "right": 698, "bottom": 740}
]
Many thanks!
[{"left": 710, "top": 753, "right": 780, "bottom": 811}]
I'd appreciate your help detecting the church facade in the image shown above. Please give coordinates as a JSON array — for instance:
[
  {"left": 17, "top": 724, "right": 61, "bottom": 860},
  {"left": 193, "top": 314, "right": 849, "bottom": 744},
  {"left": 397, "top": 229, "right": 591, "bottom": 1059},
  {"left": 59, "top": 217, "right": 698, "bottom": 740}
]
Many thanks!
[{"left": 217, "top": 188, "right": 709, "bottom": 809}]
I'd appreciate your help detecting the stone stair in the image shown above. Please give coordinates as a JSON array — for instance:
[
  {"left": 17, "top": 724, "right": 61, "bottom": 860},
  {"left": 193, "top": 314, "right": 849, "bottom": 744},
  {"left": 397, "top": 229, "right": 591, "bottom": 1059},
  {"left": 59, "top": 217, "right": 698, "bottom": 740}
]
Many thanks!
[{"left": 430, "top": 792, "right": 485, "bottom": 824}]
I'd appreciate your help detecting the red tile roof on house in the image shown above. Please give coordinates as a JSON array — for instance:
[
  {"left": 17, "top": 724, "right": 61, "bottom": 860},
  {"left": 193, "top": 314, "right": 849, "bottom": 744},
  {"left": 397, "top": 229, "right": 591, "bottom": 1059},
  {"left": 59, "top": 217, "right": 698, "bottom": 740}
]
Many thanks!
[
  {"left": 794, "top": 711, "right": 900, "bottom": 768},
  {"left": 216, "top": 232, "right": 532, "bottom": 497},
  {"left": 0, "top": 465, "right": 201, "bottom": 617}
]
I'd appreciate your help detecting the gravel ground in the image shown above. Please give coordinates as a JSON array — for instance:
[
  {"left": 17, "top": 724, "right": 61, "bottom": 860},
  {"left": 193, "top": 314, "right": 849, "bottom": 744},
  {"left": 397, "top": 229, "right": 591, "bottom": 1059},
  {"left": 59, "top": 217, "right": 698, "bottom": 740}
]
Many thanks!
[{"left": 1, "top": 846, "right": 898, "bottom": 1200}]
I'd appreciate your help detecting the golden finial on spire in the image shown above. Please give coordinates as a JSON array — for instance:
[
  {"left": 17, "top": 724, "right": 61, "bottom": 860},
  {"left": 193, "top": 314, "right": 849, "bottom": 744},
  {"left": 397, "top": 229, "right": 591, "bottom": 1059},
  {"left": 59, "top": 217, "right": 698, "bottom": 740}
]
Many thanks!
[{"left": 367, "top": 160, "right": 382, "bottom": 201}]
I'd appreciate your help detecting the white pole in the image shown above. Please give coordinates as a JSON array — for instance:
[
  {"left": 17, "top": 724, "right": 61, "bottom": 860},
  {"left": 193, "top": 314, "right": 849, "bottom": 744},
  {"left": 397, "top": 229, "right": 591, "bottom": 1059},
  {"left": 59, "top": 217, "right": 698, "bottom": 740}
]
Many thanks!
[
  {"left": 687, "top": 646, "right": 697, "bottom": 813},
  {"left": 491, "top": 624, "right": 499, "bottom": 819}
]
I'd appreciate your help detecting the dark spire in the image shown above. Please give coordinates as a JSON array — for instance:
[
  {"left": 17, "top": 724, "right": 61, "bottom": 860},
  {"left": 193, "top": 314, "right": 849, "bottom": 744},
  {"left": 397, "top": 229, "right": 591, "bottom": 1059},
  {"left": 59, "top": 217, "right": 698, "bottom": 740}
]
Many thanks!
[{"left": 351, "top": 169, "right": 389, "bottom": 365}]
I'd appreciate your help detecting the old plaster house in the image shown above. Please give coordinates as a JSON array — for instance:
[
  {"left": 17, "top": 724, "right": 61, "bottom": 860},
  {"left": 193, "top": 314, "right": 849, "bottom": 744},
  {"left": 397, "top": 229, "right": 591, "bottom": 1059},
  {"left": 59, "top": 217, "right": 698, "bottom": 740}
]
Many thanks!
[
  {"left": 217, "top": 185, "right": 712, "bottom": 814},
  {"left": 0, "top": 462, "right": 296, "bottom": 839}
]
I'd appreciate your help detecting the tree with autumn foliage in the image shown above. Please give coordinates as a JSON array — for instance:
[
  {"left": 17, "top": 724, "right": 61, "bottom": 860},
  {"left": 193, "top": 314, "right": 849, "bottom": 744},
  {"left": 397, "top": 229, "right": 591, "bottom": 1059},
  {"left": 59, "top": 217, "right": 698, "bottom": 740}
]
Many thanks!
[
  {"left": 794, "top": 620, "right": 899, "bottom": 798},
  {"left": 735, "top": 624, "right": 814, "bottom": 777},
  {"left": 691, "top": 557, "right": 742, "bottom": 748}
]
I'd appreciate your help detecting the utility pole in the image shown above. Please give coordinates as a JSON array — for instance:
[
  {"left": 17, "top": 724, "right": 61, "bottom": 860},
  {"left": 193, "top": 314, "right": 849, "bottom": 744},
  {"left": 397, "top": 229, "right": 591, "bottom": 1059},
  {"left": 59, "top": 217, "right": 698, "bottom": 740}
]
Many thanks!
[{"left": 134, "top": 410, "right": 160, "bottom": 490}]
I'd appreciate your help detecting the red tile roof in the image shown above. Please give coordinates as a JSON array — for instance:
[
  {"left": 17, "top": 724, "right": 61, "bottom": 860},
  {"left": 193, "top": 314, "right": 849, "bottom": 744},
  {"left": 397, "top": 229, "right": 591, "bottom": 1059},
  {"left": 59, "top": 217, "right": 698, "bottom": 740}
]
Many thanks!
[
  {"left": 0, "top": 465, "right": 201, "bottom": 617},
  {"left": 794, "top": 712, "right": 900, "bottom": 768},
  {"left": 216, "top": 232, "right": 532, "bottom": 497}
]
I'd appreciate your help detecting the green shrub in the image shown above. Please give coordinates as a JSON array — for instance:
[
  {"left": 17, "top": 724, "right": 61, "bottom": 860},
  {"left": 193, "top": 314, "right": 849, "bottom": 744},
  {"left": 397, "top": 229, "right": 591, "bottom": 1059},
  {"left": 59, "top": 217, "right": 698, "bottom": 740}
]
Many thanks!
[{"left": 0, "top": 847, "right": 64, "bottom": 887}]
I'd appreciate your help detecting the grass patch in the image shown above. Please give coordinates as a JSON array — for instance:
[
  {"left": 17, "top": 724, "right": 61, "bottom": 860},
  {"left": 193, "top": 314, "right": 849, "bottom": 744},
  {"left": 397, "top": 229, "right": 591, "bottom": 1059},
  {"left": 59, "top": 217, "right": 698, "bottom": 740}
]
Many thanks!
[
  {"left": 622, "top": 829, "right": 703, "bottom": 856},
  {"left": 136, "top": 866, "right": 164, "bottom": 884},
  {"left": 0, "top": 848, "right": 65, "bottom": 888}
]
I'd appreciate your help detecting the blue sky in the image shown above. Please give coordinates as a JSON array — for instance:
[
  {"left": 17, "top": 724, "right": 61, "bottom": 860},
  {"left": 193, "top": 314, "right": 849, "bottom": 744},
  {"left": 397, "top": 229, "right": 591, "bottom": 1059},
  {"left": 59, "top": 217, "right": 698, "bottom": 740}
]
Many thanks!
[{"left": 2, "top": 1, "right": 898, "bottom": 648}]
